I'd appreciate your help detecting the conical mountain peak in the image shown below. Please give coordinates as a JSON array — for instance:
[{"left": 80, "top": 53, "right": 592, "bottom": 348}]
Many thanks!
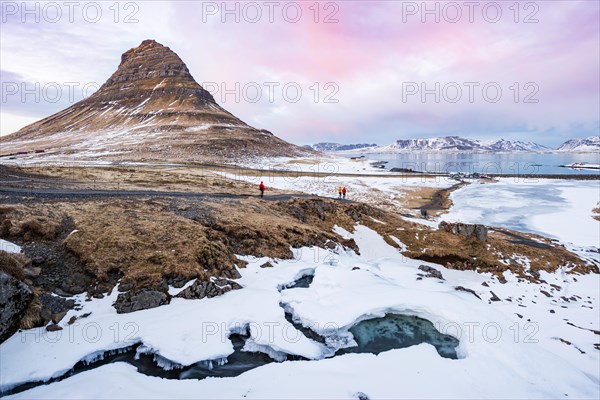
[
  {"left": 101, "top": 40, "right": 195, "bottom": 91},
  {"left": 0, "top": 40, "right": 308, "bottom": 162}
]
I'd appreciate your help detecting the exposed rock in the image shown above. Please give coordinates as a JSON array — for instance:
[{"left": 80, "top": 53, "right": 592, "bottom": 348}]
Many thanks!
[
  {"left": 481, "top": 281, "right": 489, "bottom": 287},
  {"left": 260, "top": 262, "right": 274, "bottom": 268},
  {"left": 0, "top": 272, "right": 33, "bottom": 342},
  {"left": 60, "top": 272, "right": 92, "bottom": 295},
  {"left": 23, "top": 266, "right": 41, "bottom": 278},
  {"left": 46, "top": 324, "right": 63, "bottom": 332},
  {"left": 51, "top": 311, "right": 67, "bottom": 324},
  {"left": 540, "top": 290, "right": 552, "bottom": 298},
  {"left": 454, "top": 286, "right": 481, "bottom": 300},
  {"left": 439, "top": 221, "right": 488, "bottom": 241},
  {"left": 114, "top": 289, "right": 170, "bottom": 314},
  {"left": 176, "top": 280, "right": 242, "bottom": 300},
  {"left": 118, "top": 282, "right": 134, "bottom": 292},
  {"left": 418, "top": 265, "right": 444, "bottom": 280},
  {"left": 489, "top": 291, "right": 501, "bottom": 302},
  {"left": 39, "top": 293, "right": 76, "bottom": 318},
  {"left": 67, "top": 315, "right": 77, "bottom": 325},
  {"left": 390, "top": 167, "right": 417, "bottom": 173},
  {"left": 353, "top": 392, "right": 370, "bottom": 400}
]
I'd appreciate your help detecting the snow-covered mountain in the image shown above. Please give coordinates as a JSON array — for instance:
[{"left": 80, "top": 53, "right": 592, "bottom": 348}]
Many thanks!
[
  {"left": 368, "top": 136, "right": 550, "bottom": 153},
  {"left": 485, "top": 139, "right": 551, "bottom": 152},
  {"left": 380, "top": 136, "right": 481, "bottom": 152},
  {"left": 556, "top": 136, "right": 600, "bottom": 152},
  {"left": 308, "top": 143, "right": 377, "bottom": 152}
]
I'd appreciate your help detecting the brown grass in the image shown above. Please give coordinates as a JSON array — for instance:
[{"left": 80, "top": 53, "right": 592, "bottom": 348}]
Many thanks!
[
  {"left": 1, "top": 166, "right": 595, "bottom": 298},
  {"left": 0, "top": 251, "right": 30, "bottom": 281},
  {"left": 398, "top": 187, "right": 437, "bottom": 210}
]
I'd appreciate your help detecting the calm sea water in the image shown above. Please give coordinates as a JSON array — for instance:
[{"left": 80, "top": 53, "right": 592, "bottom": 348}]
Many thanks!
[{"left": 341, "top": 152, "right": 600, "bottom": 175}]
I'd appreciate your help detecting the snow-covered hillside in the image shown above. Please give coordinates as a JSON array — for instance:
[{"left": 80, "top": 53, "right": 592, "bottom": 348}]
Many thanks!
[
  {"left": 485, "top": 138, "right": 551, "bottom": 152},
  {"left": 557, "top": 136, "right": 600, "bottom": 153}
]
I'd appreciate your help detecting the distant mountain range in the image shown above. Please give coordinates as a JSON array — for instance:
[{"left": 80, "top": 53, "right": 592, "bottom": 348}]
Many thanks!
[
  {"left": 304, "top": 143, "right": 377, "bottom": 152},
  {"left": 311, "top": 136, "right": 599, "bottom": 153}
]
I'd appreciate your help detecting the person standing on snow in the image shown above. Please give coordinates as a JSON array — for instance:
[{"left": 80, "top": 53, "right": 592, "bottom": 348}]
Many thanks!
[
  {"left": 259, "top": 181, "right": 266, "bottom": 198},
  {"left": 342, "top": 187, "right": 347, "bottom": 199},
  {"left": 338, "top": 185, "right": 342, "bottom": 199}
]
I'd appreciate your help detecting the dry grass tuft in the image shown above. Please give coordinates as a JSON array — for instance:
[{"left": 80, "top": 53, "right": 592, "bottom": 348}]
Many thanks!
[{"left": 0, "top": 251, "right": 30, "bottom": 281}]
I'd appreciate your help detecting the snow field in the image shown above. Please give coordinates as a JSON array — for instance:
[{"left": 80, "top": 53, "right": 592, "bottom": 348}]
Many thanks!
[{"left": 2, "top": 225, "right": 598, "bottom": 399}]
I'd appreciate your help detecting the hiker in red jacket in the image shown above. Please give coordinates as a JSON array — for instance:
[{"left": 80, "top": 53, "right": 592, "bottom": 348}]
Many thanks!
[
  {"left": 259, "top": 181, "right": 266, "bottom": 198},
  {"left": 342, "top": 186, "right": 347, "bottom": 199}
]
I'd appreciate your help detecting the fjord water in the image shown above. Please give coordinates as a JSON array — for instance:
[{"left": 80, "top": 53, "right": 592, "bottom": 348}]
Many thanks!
[{"left": 345, "top": 153, "right": 600, "bottom": 175}]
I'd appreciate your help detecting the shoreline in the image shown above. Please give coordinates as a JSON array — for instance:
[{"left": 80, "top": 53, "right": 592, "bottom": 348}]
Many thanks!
[{"left": 418, "top": 182, "right": 468, "bottom": 217}]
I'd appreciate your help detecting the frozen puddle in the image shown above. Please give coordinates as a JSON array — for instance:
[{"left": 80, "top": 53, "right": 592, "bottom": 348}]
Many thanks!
[
  {"left": 339, "top": 314, "right": 459, "bottom": 359},
  {"left": 4, "top": 314, "right": 458, "bottom": 396},
  {"left": 5, "top": 271, "right": 459, "bottom": 397}
]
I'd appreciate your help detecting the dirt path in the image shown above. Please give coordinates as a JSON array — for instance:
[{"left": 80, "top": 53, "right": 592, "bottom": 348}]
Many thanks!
[
  {"left": 416, "top": 182, "right": 468, "bottom": 216},
  {"left": 0, "top": 186, "right": 326, "bottom": 203}
]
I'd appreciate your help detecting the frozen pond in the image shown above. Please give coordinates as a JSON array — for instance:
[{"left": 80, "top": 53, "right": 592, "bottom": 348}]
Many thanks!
[
  {"left": 442, "top": 179, "right": 600, "bottom": 249},
  {"left": 339, "top": 314, "right": 459, "bottom": 359}
]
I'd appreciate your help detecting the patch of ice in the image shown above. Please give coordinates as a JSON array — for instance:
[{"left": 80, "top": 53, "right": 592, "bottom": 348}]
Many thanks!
[{"left": 0, "top": 239, "right": 22, "bottom": 254}]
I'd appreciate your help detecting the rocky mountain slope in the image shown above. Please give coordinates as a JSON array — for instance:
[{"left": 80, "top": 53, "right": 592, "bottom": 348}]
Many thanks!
[
  {"left": 0, "top": 40, "right": 309, "bottom": 163},
  {"left": 557, "top": 136, "right": 600, "bottom": 152}
]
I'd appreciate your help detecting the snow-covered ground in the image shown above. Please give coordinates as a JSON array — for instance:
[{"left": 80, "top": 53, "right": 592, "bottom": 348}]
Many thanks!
[
  {"left": 562, "top": 163, "right": 600, "bottom": 170},
  {"left": 2, "top": 225, "right": 599, "bottom": 399},
  {"left": 224, "top": 169, "right": 454, "bottom": 212},
  {"left": 442, "top": 179, "right": 600, "bottom": 250},
  {"left": 0, "top": 238, "right": 21, "bottom": 254},
  {"left": 230, "top": 155, "right": 404, "bottom": 175},
  {"left": 2, "top": 160, "right": 599, "bottom": 399}
]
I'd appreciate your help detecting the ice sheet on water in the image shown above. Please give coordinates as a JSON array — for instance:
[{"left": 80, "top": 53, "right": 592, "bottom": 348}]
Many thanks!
[
  {"left": 136, "top": 345, "right": 184, "bottom": 371},
  {"left": 443, "top": 179, "right": 600, "bottom": 248}
]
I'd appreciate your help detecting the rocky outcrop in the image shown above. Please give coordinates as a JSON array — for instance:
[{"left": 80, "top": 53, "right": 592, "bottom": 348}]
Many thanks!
[
  {"left": 439, "top": 221, "right": 488, "bottom": 241},
  {"left": 454, "top": 286, "right": 481, "bottom": 299},
  {"left": 418, "top": 265, "right": 444, "bottom": 280},
  {"left": 39, "top": 293, "right": 76, "bottom": 324},
  {"left": 0, "top": 272, "right": 33, "bottom": 342},
  {"left": 114, "top": 289, "right": 170, "bottom": 314},
  {"left": 176, "top": 279, "right": 242, "bottom": 300}
]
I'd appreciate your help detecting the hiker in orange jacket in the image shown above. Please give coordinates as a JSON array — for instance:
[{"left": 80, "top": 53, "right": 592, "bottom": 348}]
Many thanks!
[{"left": 338, "top": 185, "right": 342, "bottom": 199}]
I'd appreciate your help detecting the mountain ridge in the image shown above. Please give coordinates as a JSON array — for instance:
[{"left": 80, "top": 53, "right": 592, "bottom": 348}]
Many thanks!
[
  {"left": 556, "top": 136, "right": 600, "bottom": 153},
  {"left": 320, "top": 136, "right": 597, "bottom": 153}
]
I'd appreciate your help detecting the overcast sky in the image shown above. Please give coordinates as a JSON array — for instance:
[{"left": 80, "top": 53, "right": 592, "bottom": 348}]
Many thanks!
[{"left": 1, "top": 0, "right": 598, "bottom": 147}]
